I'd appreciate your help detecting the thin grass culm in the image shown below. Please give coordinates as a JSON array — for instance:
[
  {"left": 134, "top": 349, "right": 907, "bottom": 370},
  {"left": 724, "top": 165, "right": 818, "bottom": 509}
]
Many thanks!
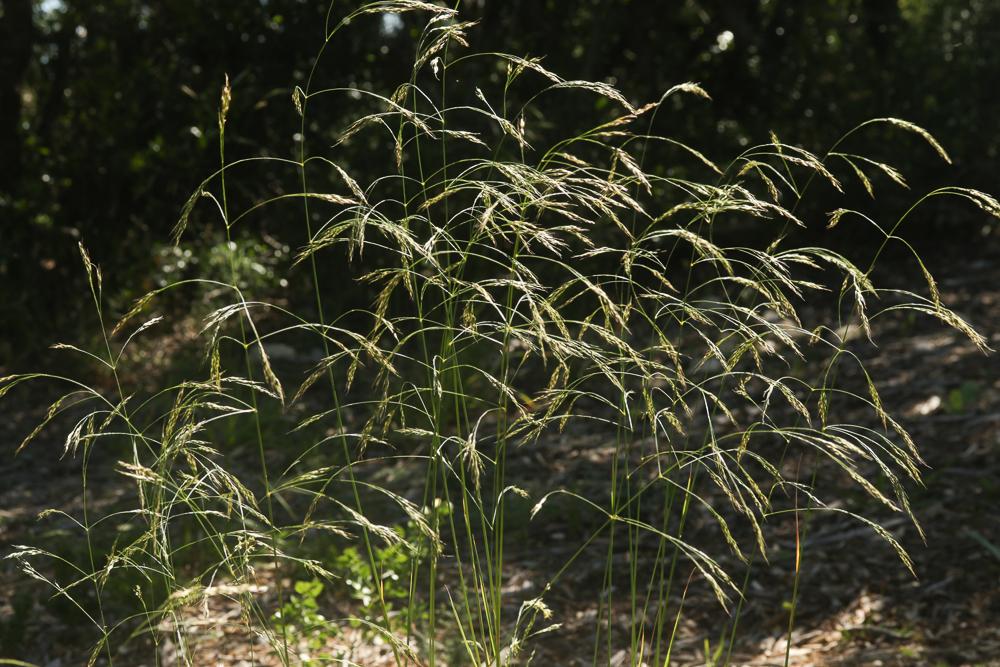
[{"left": 4, "top": 3, "right": 996, "bottom": 666}]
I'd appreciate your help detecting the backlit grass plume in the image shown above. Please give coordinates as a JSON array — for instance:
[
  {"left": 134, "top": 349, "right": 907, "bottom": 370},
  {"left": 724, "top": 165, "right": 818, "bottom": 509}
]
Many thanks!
[{"left": 4, "top": 2, "right": 994, "bottom": 665}]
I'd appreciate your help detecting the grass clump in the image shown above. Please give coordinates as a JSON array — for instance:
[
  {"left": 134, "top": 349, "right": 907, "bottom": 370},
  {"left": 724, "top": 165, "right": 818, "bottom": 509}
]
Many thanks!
[{"left": 3, "top": 2, "right": 995, "bottom": 665}]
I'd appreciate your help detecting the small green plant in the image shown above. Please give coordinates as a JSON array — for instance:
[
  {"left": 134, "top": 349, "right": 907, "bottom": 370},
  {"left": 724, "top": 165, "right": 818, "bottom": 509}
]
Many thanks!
[
  {"left": 332, "top": 501, "right": 449, "bottom": 638},
  {"left": 3, "top": 2, "right": 995, "bottom": 666},
  {"left": 151, "top": 236, "right": 290, "bottom": 291},
  {"left": 335, "top": 539, "right": 408, "bottom": 627},
  {"left": 946, "top": 380, "right": 981, "bottom": 414},
  {"left": 274, "top": 578, "right": 336, "bottom": 664}
]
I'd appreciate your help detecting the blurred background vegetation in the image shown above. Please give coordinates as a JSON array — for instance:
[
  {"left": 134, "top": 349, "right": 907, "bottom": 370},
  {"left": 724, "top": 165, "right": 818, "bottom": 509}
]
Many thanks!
[{"left": 1, "top": 0, "right": 997, "bottom": 364}]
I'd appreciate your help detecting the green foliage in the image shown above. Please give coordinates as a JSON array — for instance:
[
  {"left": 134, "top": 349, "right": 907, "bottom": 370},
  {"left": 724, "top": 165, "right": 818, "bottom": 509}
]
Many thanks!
[
  {"left": 274, "top": 578, "right": 336, "bottom": 664},
  {"left": 152, "top": 236, "right": 290, "bottom": 291},
  {"left": 333, "top": 528, "right": 416, "bottom": 627},
  {"left": 945, "top": 380, "right": 981, "bottom": 414}
]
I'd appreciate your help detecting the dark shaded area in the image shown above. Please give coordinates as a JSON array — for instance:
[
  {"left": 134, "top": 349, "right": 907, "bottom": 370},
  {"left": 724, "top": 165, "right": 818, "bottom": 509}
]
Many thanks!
[{"left": 1, "top": 0, "right": 998, "bottom": 365}]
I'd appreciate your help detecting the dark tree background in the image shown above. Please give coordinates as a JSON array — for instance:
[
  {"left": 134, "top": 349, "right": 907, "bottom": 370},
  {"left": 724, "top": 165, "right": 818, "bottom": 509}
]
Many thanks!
[{"left": 1, "top": 0, "right": 997, "bottom": 362}]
